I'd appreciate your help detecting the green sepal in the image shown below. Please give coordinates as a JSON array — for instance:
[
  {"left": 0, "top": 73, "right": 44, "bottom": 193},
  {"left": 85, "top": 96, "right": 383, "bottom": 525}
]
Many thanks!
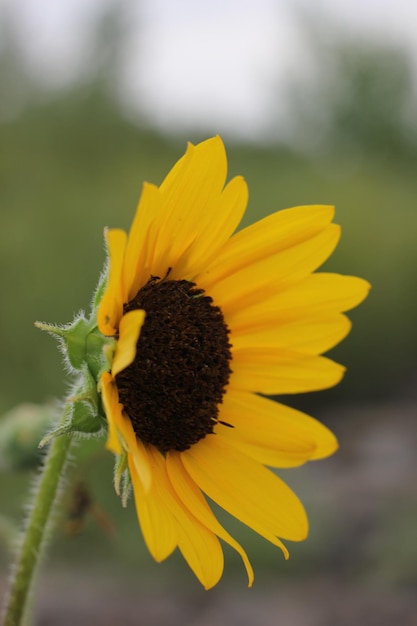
[
  {"left": 35, "top": 280, "right": 115, "bottom": 381},
  {"left": 38, "top": 403, "right": 73, "bottom": 448},
  {"left": 54, "top": 314, "right": 115, "bottom": 377},
  {"left": 120, "top": 470, "right": 132, "bottom": 508},
  {"left": 85, "top": 327, "right": 115, "bottom": 380},
  {"left": 62, "top": 315, "right": 91, "bottom": 371},
  {"left": 92, "top": 268, "right": 108, "bottom": 310},
  {"left": 35, "top": 316, "right": 91, "bottom": 372},
  {"left": 35, "top": 267, "right": 116, "bottom": 441},
  {"left": 70, "top": 365, "right": 99, "bottom": 413},
  {"left": 114, "top": 450, "right": 131, "bottom": 507},
  {"left": 38, "top": 400, "right": 103, "bottom": 446},
  {"left": 65, "top": 366, "right": 105, "bottom": 436},
  {"left": 71, "top": 401, "right": 103, "bottom": 435},
  {"left": 114, "top": 450, "right": 127, "bottom": 496},
  {"left": 38, "top": 365, "right": 106, "bottom": 444}
]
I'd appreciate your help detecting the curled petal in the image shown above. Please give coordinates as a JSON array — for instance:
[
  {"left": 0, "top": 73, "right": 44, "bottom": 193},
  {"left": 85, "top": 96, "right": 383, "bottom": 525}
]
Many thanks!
[{"left": 112, "top": 310, "right": 145, "bottom": 376}]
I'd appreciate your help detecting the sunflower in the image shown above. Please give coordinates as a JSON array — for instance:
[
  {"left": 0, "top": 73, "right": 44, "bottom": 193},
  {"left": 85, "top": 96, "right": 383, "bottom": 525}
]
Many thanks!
[{"left": 97, "top": 136, "right": 369, "bottom": 589}]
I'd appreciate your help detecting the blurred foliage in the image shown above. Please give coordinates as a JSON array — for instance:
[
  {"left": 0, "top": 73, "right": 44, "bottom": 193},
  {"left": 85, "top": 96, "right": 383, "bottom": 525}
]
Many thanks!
[
  {"left": 323, "top": 43, "right": 417, "bottom": 155},
  {"left": 0, "top": 9, "right": 416, "bottom": 413},
  {"left": 1, "top": 85, "right": 416, "bottom": 414},
  {"left": 284, "top": 16, "right": 417, "bottom": 157},
  {"left": 0, "top": 402, "right": 55, "bottom": 471}
]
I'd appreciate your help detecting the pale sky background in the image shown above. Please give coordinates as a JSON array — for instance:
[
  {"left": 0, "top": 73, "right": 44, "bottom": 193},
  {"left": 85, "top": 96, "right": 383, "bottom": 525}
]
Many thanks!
[{"left": 2, "top": 0, "right": 417, "bottom": 139}]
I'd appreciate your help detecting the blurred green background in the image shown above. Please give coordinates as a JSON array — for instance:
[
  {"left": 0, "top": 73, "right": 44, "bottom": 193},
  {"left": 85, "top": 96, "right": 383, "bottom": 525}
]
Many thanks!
[{"left": 0, "top": 2, "right": 416, "bottom": 625}]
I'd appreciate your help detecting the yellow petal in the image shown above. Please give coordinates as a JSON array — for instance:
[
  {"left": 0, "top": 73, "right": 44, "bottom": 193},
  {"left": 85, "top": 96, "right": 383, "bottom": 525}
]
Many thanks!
[
  {"left": 176, "top": 520, "right": 224, "bottom": 589},
  {"left": 182, "top": 436, "right": 308, "bottom": 546},
  {"left": 216, "top": 389, "right": 338, "bottom": 467},
  {"left": 100, "top": 372, "right": 122, "bottom": 455},
  {"left": 119, "top": 419, "right": 152, "bottom": 494},
  {"left": 112, "top": 310, "right": 146, "bottom": 376},
  {"left": 159, "top": 136, "right": 226, "bottom": 204},
  {"left": 150, "top": 137, "right": 228, "bottom": 279},
  {"left": 231, "top": 314, "right": 351, "bottom": 355},
  {"left": 147, "top": 447, "right": 224, "bottom": 589},
  {"left": 198, "top": 204, "right": 335, "bottom": 288},
  {"left": 231, "top": 348, "right": 345, "bottom": 394},
  {"left": 128, "top": 453, "right": 177, "bottom": 562},
  {"left": 166, "top": 451, "right": 254, "bottom": 587},
  {"left": 97, "top": 228, "right": 127, "bottom": 336},
  {"left": 172, "top": 175, "right": 248, "bottom": 280},
  {"left": 123, "top": 182, "right": 163, "bottom": 301},
  {"left": 229, "top": 274, "right": 371, "bottom": 333},
  {"left": 100, "top": 372, "right": 152, "bottom": 491},
  {"left": 203, "top": 224, "right": 341, "bottom": 314}
]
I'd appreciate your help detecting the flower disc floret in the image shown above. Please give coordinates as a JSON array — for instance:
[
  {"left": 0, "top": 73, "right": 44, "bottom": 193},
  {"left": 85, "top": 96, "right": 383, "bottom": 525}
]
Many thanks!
[{"left": 116, "top": 275, "right": 232, "bottom": 452}]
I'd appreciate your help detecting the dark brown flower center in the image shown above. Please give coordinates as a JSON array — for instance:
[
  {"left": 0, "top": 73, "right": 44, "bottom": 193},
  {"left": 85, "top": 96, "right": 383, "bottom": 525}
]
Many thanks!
[{"left": 115, "top": 276, "right": 232, "bottom": 452}]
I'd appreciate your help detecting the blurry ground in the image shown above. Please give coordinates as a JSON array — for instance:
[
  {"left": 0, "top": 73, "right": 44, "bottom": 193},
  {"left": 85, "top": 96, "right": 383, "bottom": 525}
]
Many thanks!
[
  {"left": 34, "top": 576, "right": 417, "bottom": 626},
  {"left": 1, "top": 401, "right": 416, "bottom": 626}
]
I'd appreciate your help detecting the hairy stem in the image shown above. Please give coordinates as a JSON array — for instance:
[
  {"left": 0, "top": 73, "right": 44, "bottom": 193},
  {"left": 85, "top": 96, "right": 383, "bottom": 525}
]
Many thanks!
[{"left": 3, "top": 414, "right": 73, "bottom": 626}]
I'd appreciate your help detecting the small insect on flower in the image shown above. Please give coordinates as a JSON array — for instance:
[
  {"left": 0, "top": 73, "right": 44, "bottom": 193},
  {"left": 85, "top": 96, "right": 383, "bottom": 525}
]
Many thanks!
[{"left": 97, "top": 136, "right": 370, "bottom": 589}]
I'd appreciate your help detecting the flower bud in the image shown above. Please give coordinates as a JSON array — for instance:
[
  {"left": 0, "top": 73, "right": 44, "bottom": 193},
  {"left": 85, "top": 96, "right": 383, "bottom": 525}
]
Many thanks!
[{"left": 0, "top": 403, "right": 55, "bottom": 471}]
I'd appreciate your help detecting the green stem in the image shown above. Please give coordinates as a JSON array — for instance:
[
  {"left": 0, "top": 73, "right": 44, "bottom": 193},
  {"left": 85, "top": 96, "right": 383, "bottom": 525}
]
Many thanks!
[{"left": 3, "top": 413, "right": 73, "bottom": 626}]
